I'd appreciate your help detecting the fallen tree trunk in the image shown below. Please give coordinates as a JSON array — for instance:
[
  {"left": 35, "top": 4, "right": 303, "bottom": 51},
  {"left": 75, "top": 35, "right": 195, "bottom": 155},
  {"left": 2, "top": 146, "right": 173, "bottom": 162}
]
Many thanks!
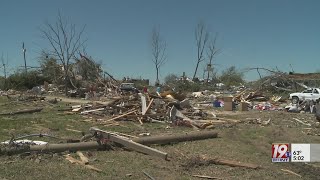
[{"left": 0, "top": 107, "right": 44, "bottom": 115}]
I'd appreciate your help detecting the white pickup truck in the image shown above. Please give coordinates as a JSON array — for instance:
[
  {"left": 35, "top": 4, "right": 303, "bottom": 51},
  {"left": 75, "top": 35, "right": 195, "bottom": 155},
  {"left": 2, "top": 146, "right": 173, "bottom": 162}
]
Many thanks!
[{"left": 289, "top": 88, "right": 320, "bottom": 104}]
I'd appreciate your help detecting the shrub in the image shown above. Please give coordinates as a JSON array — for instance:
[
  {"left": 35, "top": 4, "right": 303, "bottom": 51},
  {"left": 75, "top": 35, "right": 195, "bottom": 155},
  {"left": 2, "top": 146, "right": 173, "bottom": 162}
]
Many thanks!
[{"left": 5, "top": 70, "right": 49, "bottom": 90}]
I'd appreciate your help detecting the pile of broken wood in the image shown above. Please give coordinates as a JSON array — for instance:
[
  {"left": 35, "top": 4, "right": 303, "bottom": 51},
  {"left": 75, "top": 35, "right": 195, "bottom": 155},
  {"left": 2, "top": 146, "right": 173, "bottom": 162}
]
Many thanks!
[{"left": 63, "top": 91, "right": 240, "bottom": 129}]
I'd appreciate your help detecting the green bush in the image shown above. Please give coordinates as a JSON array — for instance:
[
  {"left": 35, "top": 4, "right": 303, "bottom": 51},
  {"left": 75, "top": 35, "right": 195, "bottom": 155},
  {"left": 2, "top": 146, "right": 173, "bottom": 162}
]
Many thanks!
[{"left": 5, "top": 70, "right": 49, "bottom": 90}]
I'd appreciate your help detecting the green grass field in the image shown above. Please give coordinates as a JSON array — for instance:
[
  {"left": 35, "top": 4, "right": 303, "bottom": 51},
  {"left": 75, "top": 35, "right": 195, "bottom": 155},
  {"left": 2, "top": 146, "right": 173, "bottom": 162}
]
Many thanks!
[{"left": 0, "top": 96, "right": 320, "bottom": 180}]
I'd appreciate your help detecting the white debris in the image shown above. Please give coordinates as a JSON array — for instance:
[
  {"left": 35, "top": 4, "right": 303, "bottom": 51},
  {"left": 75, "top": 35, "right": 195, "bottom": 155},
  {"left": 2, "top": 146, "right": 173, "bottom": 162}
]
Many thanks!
[{"left": 1, "top": 139, "right": 48, "bottom": 145}]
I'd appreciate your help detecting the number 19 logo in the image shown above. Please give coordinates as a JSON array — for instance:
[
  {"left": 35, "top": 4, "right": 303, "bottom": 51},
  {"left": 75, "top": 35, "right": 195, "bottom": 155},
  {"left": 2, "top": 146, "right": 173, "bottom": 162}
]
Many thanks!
[{"left": 272, "top": 143, "right": 290, "bottom": 162}]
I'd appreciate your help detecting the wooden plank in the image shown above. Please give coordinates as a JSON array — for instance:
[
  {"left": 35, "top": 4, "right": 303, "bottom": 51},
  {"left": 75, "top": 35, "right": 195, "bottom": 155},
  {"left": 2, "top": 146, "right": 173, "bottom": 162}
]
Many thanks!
[
  {"left": 124, "top": 113, "right": 167, "bottom": 118},
  {"left": 80, "top": 108, "right": 105, "bottom": 115},
  {"left": 145, "top": 98, "right": 154, "bottom": 114},
  {"left": 140, "top": 94, "right": 147, "bottom": 115},
  {"left": 207, "top": 158, "right": 260, "bottom": 169},
  {"left": 138, "top": 117, "right": 144, "bottom": 125},
  {"left": 192, "top": 175, "right": 221, "bottom": 179},
  {"left": 72, "top": 108, "right": 82, "bottom": 112},
  {"left": 106, "top": 110, "right": 137, "bottom": 121},
  {"left": 90, "top": 127, "right": 168, "bottom": 160},
  {"left": 281, "top": 169, "right": 302, "bottom": 178},
  {"left": 76, "top": 151, "right": 89, "bottom": 164},
  {"left": 109, "top": 135, "right": 167, "bottom": 160},
  {"left": 64, "top": 154, "right": 102, "bottom": 172},
  {"left": 293, "top": 118, "right": 311, "bottom": 127},
  {"left": 143, "top": 170, "right": 155, "bottom": 180},
  {"left": 192, "top": 120, "right": 227, "bottom": 123}
]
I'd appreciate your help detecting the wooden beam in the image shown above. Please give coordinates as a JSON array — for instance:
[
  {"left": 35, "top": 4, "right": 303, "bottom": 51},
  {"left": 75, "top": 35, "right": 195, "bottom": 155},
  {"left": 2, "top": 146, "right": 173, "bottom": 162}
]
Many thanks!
[
  {"left": 192, "top": 175, "right": 221, "bottom": 179},
  {"left": 90, "top": 127, "right": 168, "bottom": 160},
  {"left": 204, "top": 157, "right": 260, "bottom": 169},
  {"left": 76, "top": 151, "right": 89, "bottom": 164},
  {"left": 80, "top": 108, "right": 105, "bottom": 115},
  {"left": 64, "top": 154, "right": 102, "bottom": 172},
  {"left": 106, "top": 110, "right": 137, "bottom": 121},
  {"left": 124, "top": 113, "right": 167, "bottom": 118},
  {"left": 145, "top": 98, "right": 154, "bottom": 114},
  {"left": 110, "top": 134, "right": 167, "bottom": 159},
  {"left": 140, "top": 94, "right": 147, "bottom": 115},
  {"left": 293, "top": 118, "right": 311, "bottom": 127}
]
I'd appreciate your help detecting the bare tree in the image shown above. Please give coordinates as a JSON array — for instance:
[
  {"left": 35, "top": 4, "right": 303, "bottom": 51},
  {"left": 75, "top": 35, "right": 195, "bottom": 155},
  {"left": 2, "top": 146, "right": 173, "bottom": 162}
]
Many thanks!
[
  {"left": 151, "top": 27, "right": 167, "bottom": 85},
  {"left": 193, "top": 22, "right": 209, "bottom": 81},
  {"left": 40, "top": 12, "right": 86, "bottom": 95},
  {"left": 206, "top": 35, "right": 220, "bottom": 83}
]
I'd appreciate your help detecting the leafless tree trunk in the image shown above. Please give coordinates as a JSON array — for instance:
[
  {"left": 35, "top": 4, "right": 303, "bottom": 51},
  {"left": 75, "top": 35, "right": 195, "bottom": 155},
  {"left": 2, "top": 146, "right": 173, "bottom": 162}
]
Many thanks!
[
  {"left": 151, "top": 27, "right": 167, "bottom": 85},
  {"left": 193, "top": 22, "right": 209, "bottom": 81},
  {"left": 206, "top": 35, "right": 220, "bottom": 83},
  {"left": 40, "top": 12, "right": 86, "bottom": 95}
]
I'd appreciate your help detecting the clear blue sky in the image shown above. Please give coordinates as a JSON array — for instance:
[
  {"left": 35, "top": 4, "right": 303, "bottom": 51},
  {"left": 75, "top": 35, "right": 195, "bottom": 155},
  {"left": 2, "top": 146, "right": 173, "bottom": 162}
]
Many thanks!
[{"left": 0, "top": 0, "right": 319, "bottom": 83}]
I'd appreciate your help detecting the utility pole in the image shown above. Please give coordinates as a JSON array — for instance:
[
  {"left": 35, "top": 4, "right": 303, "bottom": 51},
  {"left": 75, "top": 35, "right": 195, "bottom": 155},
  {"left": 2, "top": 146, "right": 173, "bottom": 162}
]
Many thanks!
[
  {"left": 1, "top": 53, "right": 7, "bottom": 90},
  {"left": 22, "top": 42, "right": 27, "bottom": 73}
]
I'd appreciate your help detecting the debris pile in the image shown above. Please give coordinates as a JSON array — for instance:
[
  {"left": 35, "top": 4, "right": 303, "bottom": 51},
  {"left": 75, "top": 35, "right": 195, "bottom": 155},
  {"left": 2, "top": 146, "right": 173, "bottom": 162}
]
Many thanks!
[{"left": 61, "top": 91, "right": 238, "bottom": 129}]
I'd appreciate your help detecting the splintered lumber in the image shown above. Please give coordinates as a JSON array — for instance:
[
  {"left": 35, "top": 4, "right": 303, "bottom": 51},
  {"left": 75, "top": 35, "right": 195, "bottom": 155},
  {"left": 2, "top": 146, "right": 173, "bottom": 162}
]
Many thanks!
[
  {"left": 90, "top": 127, "right": 168, "bottom": 160},
  {"left": 66, "top": 128, "right": 83, "bottom": 133},
  {"left": 65, "top": 154, "right": 102, "bottom": 172},
  {"left": 106, "top": 110, "right": 137, "bottom": 121},
  {"left": 143, "top": 170, "right": 155, "bottom": 180},
  {"left": 0, "top": 107, "right": 43, "bottom": 115},
  {"left": 192, "top": 120, "right": 227, "bottom": 124},
  {"left": 205, "top": 158, "right": 260, "bottom": 169},
  {"left": 140, "top": 94, "right": 147, "bottom": 115},
  {"left": 76, "top": 151, "right": 89, "bottom": 164},
  {"left": 72, "top": 108, "right": 82, "bottom": 112},
  {"left": 170, "top": 106, "right": 200, "bottom": 128},
  {"left": 293, "top": 118, "right": 311, "bottom": 127},
  {"left": 72, "top": 105, "right": 82, "bottom": 109},
  {"left": 192, "top": 175, "right": 221, "bottom": 179},
  {"left": 133, "top": 131, "right": 218, "bottom": 145},
  {"left": 145, "top": 98, "right": 154, "bottom": 114},
  {"left": 281, "top": 169, "right": 302, "bottom": 178},
  {"left": 80, "top": 108, "right": 105, "bottom": 115},
  {"left": 124, "top": 113, "right": 167, "bottom": 118}
]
